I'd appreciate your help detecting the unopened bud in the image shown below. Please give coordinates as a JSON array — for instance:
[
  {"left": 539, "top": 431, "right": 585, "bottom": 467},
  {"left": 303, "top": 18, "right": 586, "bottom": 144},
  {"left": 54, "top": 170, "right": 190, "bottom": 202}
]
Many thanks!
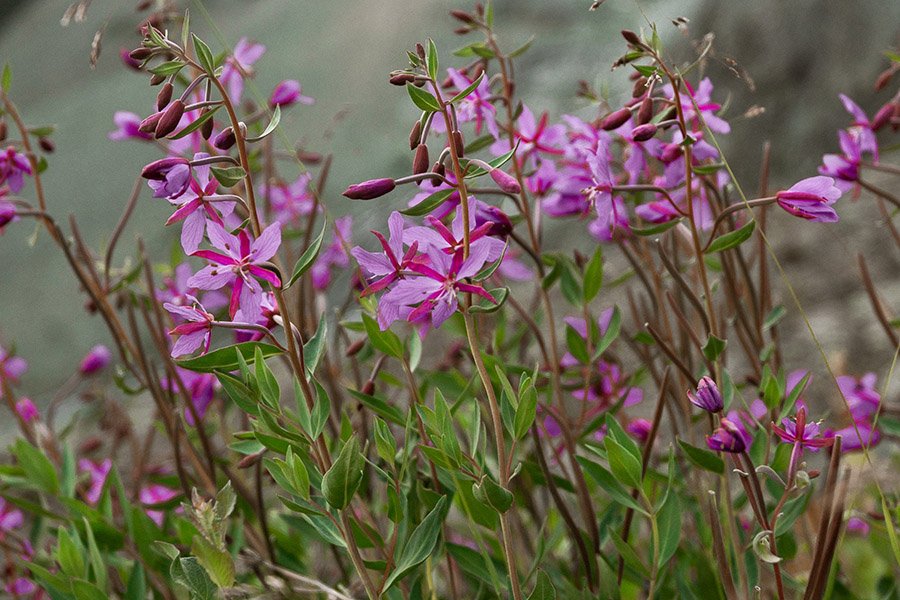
[
  {"left": 155, "top": 99, "right": 184, "bottom": 138},
  {"left": 238, "top": 450, "right": 265, "bottom": 469},
  {"left": 213, "top": 126, "right": 236, "bottom": 150},
  {"left": 599, "top": 107, "right": 632, "bottom": 130},
  {"left": 409, "top": 120, "right": 422, "bottom": 150},
  {"left": 412, "top": 143, "right": 430, "bottom": 174},
  {"left": 79, "top": 437, "right": 103, "bottom": 453},
  {"left": 490, "top": 169, "right": 521, "bottom": 195},
  {"left": 342, "top": 178, "right": 396, "bottom": 200},
  {"left": 432, "top": 161, "right": 446, "bottom": 177},
  {"left": 200, "top": 109, "right": 214, "bottom": 140},
  {"left": 345, "top": 339, "right": 365, "bottom": 357},
  {"left": 415, "top": 43, "right": 427, "bottom": 62},
  {"left": 128, "top": 47, "right": 153, "bottom": 61},
  {"left": 362, "top": 380, "right": 375, "bottom": 396},
  {"left": 0, "top": 120, "right": 6, "bottom": 141},
  {"left": 632, "top": 76, "right": 648, "bottom": 98},
  {"left": 637, "top": 96, "right": 654, "bottom": 125},
  {"left": 874, "top": 68, "right": 894, "bottom": 92},
  {"left": 452, "top": 131, "right": 465, "bottom": 157},
  {"left": 872, "top": 102, "right": 893, "bottom": 131},
  {"left": 475, "top": 204, "right": 513, "bottom": 237},
  {"left": 38, "top": 137, "right": 55, "bottom": 153},
  {"left": 149, "top": 73, "right": 165, "bottom": 86},
  {"left": 453, "top": 27, "right": 471, "bottom": 35},
  {"left": 156, "top": 82, "right": 173, "bottom": 111},
  {"left": 450, "top": 9, "right": 476, "bottom": 24},
  {"left": 659, "top": 143, "right": 682, "bottom": 163},
  {"left": 631, "top": 123, "right": 657, "bottom": 142},
  {"left": 621, "top": 30, "right": 642, "bottom": 46},
  {"left": 389, "top": 73, "right": 416, "bottom": 86},
  {"left": 138, "top": 112, "right": 161, "bottom": 133},
  {"left": 79, "top": 345, "right": 112, "bottom": 375}
]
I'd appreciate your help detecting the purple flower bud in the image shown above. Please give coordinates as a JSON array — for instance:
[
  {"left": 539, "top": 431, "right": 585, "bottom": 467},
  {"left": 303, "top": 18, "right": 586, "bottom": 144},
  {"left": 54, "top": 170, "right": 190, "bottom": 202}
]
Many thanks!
[
  {"left": 621, "top": 29, "right": 642, "bottom": 45},
  {"left": 872, "top": 102, "right": 893, "bottom": 131},
  {"left": 156, "top": 82, "right": 173, "bottom": 111},
  {"left": 688, "top": 376, "right": 723, "bottom": 413},
  {"left": 706, "top": 418, "right": 746, "bottom": 453},
  {"left": 631, "top": 123, "right": 658, "bottom": 142},
  {"left": 15, "top": 397, "right": 39, "bottom": 423},
  {"left": 213, "top": 127, "right": 236, "bottom": 150},
  {"left": 0, "top": 201, "right": 17, "bottom": 232},
  {"left": 412, "top": 144, "right": 430, "bottom": 175},
  {"left": 128, "top": 47, "right": 153, "bottom": 62},
  {"left": 154, "top": 99, "right": 185, "bottom": 139},
  {"left": 599, "top": 107, "right": 631, "bottom": 131},
  {"left": 342, "top": 178, "right": 396, "bottom": 200},
  {"left": 79, "top": 345, "right": 112, "bottom": 375},
  {"left": 141, "top": 156, "right": 189, "bottom": 180},
  {"left": 120, "top": 47, "right": 143, "bottom": 71},
  {"left": 475, "top": 204, "right": 513, "bottom": 238},
  {"left": 138, "top": 112, "right": 161, "bottom": 134},
  {"left": 490, "top": 168, "right": 521, "bottom": 195},
  {"left": 659, "top": 142, "right": 682, "bottom": 163},
  {"left": 141, "top": 157, "right": 191, "bottom": 198},
  {"left": 636, "top": 97, "right": 654, "bottom": 125},
  {"left": 409, "top": 121, "right": 422, "bottom": 151},
  {"left": 626, "top": 418, "right": 652, "bottom": 443},
  {"left": 389, "top": 73, "right": 416, "bottom": 86},
  {"left": 269, "top": 79, "right": 313, "bottom": 107}
]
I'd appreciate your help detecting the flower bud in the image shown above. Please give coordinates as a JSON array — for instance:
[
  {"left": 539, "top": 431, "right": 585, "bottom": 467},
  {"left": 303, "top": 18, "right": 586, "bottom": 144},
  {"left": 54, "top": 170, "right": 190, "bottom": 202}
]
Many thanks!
[
  {"left": 409, "top": 120, "right": 422, "bottom": 150},
  {"left": 626, "top": 418, "right": 652, "bottom": 443},
  {"left": 138, "top": 112, "right": 161, "bottom": 133},
  {"left": 450, "top": 9, "right": 476, "bottom": 24},
  {"left": 0, "top": 201, "right": 17, "bottom": 229},
  {"left": 412, "top": 143, "right": 430, "bottom": 175},
  {"left": 362, "top": 380, "right": 376, "bottom": 396},
  {"left": 141, "top": 156, "right": 190, "bottom": 180},
  {"left": 706, "top": 418, "right": 746, "bottom": 453},
  {"left": 149, "top": 73, "right": 166, "bottom": 86},
  {"left": 79, "top": 344, "right": 112, "bottom": 375},
  {"left": 342, "top": 178, "right": 396, "bottom": 200},
  {"left": 636, "top": 96, "right": 654, "bottom": 125},
  {"left": 38, "top": 137, "right": 55, "bottom": 153},
  {"left": 432, "top": 161, "right": 446, "bottom": 177},
  {"left": 452, "top": 131, "right": 465, "bottom": 157},
  {"left": 874, "top": 68, "right": 894, "bottom": 92},
  {"left": 238, "top": 450, "right": 265, "bottom": 469},
  {"left": 213, "top": 126, "right": 236, "bottom": 150},
  {"left": 599, "top": 107, "right": 631, "bottom": 130},
  {"left": 632, "top": 76, "right": 648, "bottom": 98},
  {"left": 128, "top": 47, "right": 153, "bottom": 62},
  {"left": 490, "top": 168, "right": 521, "bottom": 195},
  {"left": 475, "top": 204, "right": 513, "bottom": 238},
  {"left": 687, "top": 376, "right": 723, "bottom": 413},
  {"left": 15, "top": 398, "right": 39, "bottom": 423},
  {"left": 631, "top": 123, "right": 657, "bottom": 142},
  {"left": 872, "top": 102, "right": 893, "bottom": 131},
  {"left": 199, "top": 109, "right": 214, "bottom": 140},
  {"left": 156, "top": 82, "right": 173, "bottom": 111},
  {"left": 0, "top": 119, "right": 6, "bottom": 141},
  {"left": 345, "top": 339, "right": 365, "bottom": 357},
  {"left": 621, "top": 30, "right": 642, "bottom": 45},
  {"left": 389, "top": 72, "right": 416, "bottom": 86},
  {"left": 415, "top": 43, "right": 427, "bottom": 62},
  {"left": 659, "top": 142, "right": 682, "bottom": 163},
  {"left": 154, "top": 99, "right": 184, "bottom": 139},
  {"left": 120, "top": 48, "right": 143, "bottom": 71}
]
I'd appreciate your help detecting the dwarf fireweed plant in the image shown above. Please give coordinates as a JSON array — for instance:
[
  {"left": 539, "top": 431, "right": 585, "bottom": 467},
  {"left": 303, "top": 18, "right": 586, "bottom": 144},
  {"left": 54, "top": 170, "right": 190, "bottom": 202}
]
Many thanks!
[{"left": 0, "top": 3, "right": 898, "bottom": 598}]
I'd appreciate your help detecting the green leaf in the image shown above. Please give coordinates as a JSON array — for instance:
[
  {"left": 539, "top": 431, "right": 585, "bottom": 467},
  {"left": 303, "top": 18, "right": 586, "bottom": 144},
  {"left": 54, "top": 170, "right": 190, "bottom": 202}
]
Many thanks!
[
  {"left": 576, "top": 456, "right": 647, "bottom": 515},
  {"left": 254, "top": 347, "right": 280, "bottom": 408},
  {"left": 362, "top": 313, "right": 404, "bottom": 358},
  {"left": 406, "top": 83, "right": 441, "bottom": 113},
  {"left": 347, "top": 388, "right": 405, "bottom": 425},
  {"left": 285, "top": 217, "right": 327, "bottom": 288},
  {"left": 148, "top": 60, "right": 185, "bottom": 76},
  {"left": 401, "top": 188, "right": 455, "bottom": 217},
  {"left": 566, "top": 325, "right": 590, "bottom": 364},
  {"left": 56, "top": 528, "right": 86, "bottom": 579},
  {"left": 248, "top": 104, "right": 281, "bottom": 141},
  {"left": 172, "top": 556, "right": 217, "bottom": 600},
  {"left": 527, "top": 570, "right": 556, "bottom": 600},
  {"left": 426, "top": 39, "right": 439, "bottom": 81},
  {"left": 702, "top": 334, "right": 727, "bottom": 362},
  {"left": 176, "top": 342, "right": 283, "bottom": 372},
  {"left": 780, "top": 371, "right": 810, "bottom": 419},
  {"left": 513, "top": 378, "right": 537, "bottom": 440},
  {"left": 310, "top": 379, "right": 331, "bottom": 438},
  {"left": 677, "top": 439, "right": 724, "bottom": 474},
  {"left": 593, "top": 306, "right": 621, "bottom": 358},
  {"left": 706, "top": 221, "right": 756, "bottom": 254},
  {"left": 763, "top": 305, "right": 787, "bottom": 330},
  {"left": 169, "top": 105, "right": 221, "bottom": 140},
  {"left": 322, "top": 436, "right": 365, "bottom": 510},
  {"left": 472, "top": 476, "right": 513, "bottom": 513},
  {"left": 13, "top": 439, "right": 59, "bottom": 494},
  {"left": 1, "top": 64, "right": 11, "bottom": 92},
  {"left": 124, "top": 564, "right": 146, "bottom": 600},
  {"left": 508, "top": 36, "right": 535, "bottom": 58},
  {"left": 382, "top": 496, "right": 448, "bottom": 592},
  {"left": 583, "top": 247, "right": 604, "bottom": 303},
  {"left": 467, "top": 287, "right": 508, "bottom": 313},
  {"left": 303, "top": 314, "right": 328, "bottom": 376},
  {"left": 610, "top": 530, "right": 650, "bottom": 578},
  {"left": 209, "top": 165, "right": 245, "bottom": 187},
  {"left": 449, "top": 71, "right": 485, "bottom": 104},
  {"left": 657, "top": 493, "right": 682, "bottom": 566},
  {"left": 82, "top": 517, "right": 107, "bottom": 590},
  {"left": 462, "top": 143, "right": 518, "bottom": 178},
  {"left": 632, "top": 218, "right": 683, "bottom": 236},
  {"left": 217, "top": 372, "right": 259, "bottom": 416},
  {"left": 192, "top": 536, "right": 235, "bottom": 589},
  {"left": 605, "top": 436, "right": 643, "bottom": 489},
  {"left": 192, "top": 34, "right": 215, "bottom": 75}
]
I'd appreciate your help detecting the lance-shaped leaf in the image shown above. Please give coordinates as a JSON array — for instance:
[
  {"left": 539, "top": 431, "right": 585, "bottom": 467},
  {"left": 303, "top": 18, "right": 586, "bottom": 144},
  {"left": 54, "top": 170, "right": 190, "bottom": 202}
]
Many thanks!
[
  {"left": 322, "top": 437, "right": 365, "bottom": 510},
  {"left": 382, "top": 496, "right": 448, "bottom": 592},
  {"left": 285, "top": 218, "right": 328, "bottom": 288}
]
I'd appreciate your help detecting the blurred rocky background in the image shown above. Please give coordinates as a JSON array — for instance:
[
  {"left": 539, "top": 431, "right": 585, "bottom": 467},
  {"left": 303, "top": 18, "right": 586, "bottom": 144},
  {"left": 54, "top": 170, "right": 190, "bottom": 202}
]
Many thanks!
[{"left": 0, "top": 0, "right": 897, "bottom": 401}]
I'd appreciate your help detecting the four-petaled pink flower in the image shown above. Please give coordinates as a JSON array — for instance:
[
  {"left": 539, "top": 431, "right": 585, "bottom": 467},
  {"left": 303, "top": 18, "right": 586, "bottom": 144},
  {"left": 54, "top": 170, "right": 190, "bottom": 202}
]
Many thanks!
[
  {"left": 189, "top": 222, "right": 282, "bottom": 320},
  {"left": 353, "top": 211, "right": 421, "bottom": 295},
  {"left": 775, "top": 176, "right": 841, "bottom": 223},
  {"left": 772, "top": 407, "right": 833, "bottom": 484},
  {"left": 220, "top": 38, "right": 266, "bottom": 103},
  {"left": 164, "top": 154, "right": 234, "bottom": 254},
  {"left": 165, "top": 296, "right": 215, "bottom": 357}
]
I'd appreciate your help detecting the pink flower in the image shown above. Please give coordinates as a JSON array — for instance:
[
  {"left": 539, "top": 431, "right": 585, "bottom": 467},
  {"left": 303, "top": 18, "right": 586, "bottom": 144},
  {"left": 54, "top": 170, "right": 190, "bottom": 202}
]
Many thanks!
[
  {"left": 139, "top": 483, "right": 180, "bottom": 527},
  {"left": 108, "top": 111, "right": 152, "bottom": 141},
  {"left": 0, "top": 497, "right": 24, "bottom": 531},
  {"left": 0, "top": 199, "right": 18, "bottom": 234},
  {"left": 0, "top": 147, "right": 32, "bottom": 193},
  {"left": 688, "top": 376, "right": 723, "bottom": 413},
  {"left": 15, "top": 398, "right": 39, "bottom": 423},
  {"left": 269, "top": 80, "right": 314, "bottom": 107},
  {"left": 775, "top": 176, "right": 841, "bottom": 223},
  {"left": 141, "top": 157, "right": 192, "bottom": 199},
  {"left": 310, "top": 216, "right": 352, "bottom": 291},
  {"left": 220, "top": 38, "right": 266, "bottom": 103},
  {"left": 165, "top": 296, "right": 215, "bottom": 358},
  {"left": 78, "top": 459, "right": 112, "bottom": 505},
  {"left": 267, "top": 173, "right": 316, "bottom": 225},
  {"left": 353, "top": 212, "right": 421, "bottom": 296},
  {"left": 189, "top": 222, "right": 282, "bottom": 320},
  {"left": 164, "top": 153, "right": 234, "bottom": 254},
  {"left": 706, "top": 418, "right": 746, "bottom": 453},
  {"left": 0, "top": 345, "right": 27, "bottom": 395},
  {"left": 79, "top": 345, "right": 111, "bottom": 375}
]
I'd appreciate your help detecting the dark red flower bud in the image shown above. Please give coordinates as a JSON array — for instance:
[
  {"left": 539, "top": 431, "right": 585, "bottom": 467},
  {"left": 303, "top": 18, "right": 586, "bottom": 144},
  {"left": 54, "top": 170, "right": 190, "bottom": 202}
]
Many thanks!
[
  {"left": 409, "top": 120, "right": 422, "bottom": 150},
  {"left": 238, "top": 450, "right": 265, "bottom": 469},
  {"left": 38, "top": 137, "right": 55, "bottom": 153},
  {"left": 156, "top": 82, "right": 173, "bottom": 111},
  {"left": 389, "top": 72, "right": 416, "bottom": 86},
  {"left": 343, "top": 178, "right": 396, "bottom": 200},
  {"left": 79, "top": 437, "right": 103, "bottom": 453},
  {"left": 599, "top": 107, "right": 632, "bottom": 130},
  {"left": 637, "top": 97, "right": 654, "bottom": 125},
  {"left": 120, "top": 48, "right": 142, "bottom": 71},
  {"left": 872, "top": 102, "right": 893, "bottom": 131},
  {"left": 0, "top": 120, "right": 7, "bottom": 141},
  {"left": 659, "top": 143, "right": 683, "bottom": 163},
  {"left": 138, "top": 112, "right": 161, "bottom": 133},
  {"left": 297, "top": 150, "right": 323, "bottom": 164},
  {"left": 432, "top": 161, "right": 446, "bottom": 177},
  {"left": 874, "top": 68, "right": 894, "bottom": 92},
  {"left": 490, "top": 169, "right": 521, "bottom": 194},
  {"left": 128, "top": 47, "right": 153, "bottom": 62},
  {"left": 453, "top": 27, "right": 471, "bottom": 35},
  {"left": 154, "top": 99, "right": 184, "bottom": 138},
  {"left": 415, "top": 43, "right": 427, "bottom": 62},
  {"left": 149, "top": 73, "right": 165, "bottom": 86},
  {"left": 200, "top": 109, "right": 214, "bottom": 140},
  {"left": 452, "top": 131, "right": 465, "bottom": 157},
  {"left": 345, "top": 339, "right": 365, "bottom": 357},
  {"left": 213, "top": 126, "right": 236, "bottom": 150},
  {"left": 450, "top": 9, "right": 476, "bottom": 24},
  {"left": 412, "top": 143, "right": 430, "bottom": 175},
  {"left": 632, "top": 76, "right": 648, "bottom": 98},
  {"left": 631, "top": 123, "right": 657, "bottom": 142},
  {"left": 362, "top": 380, "right": 376, "bottom": 395},
  {"left": 621, "top": 30, "right": 642, "bottom": 45}
]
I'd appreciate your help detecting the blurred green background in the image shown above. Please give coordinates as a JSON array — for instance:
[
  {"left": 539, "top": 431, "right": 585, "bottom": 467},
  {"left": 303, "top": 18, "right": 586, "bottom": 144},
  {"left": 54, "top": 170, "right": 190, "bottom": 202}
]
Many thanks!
[{"left": 1, "top": 0, "right": 898, "bottom": 395}]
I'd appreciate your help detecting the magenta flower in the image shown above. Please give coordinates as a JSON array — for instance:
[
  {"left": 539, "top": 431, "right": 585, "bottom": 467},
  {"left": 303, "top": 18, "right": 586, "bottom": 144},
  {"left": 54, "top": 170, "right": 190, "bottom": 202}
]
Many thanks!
[
  {"left": 0, "top": 147, "right": 32, "bottom": 193},
  {"left": 353, "top": 212, "right": 420, "bottom": 295},
  {"left": 0, "top": 497, "right": 23, "bottom": 531},
  {"left": 0, "top": 345, "right": 27, "bottom": 394},
  {"left": 773, "top": 407, "right": 833, "bottom": 484},
  {"left": 139, "top": 483, "right": 180, "bottom": 527},
  {"left": 6, "top": 577, "right": 36, "bottom": 596},
  {"left": 165, "top": 296, "right": 215, "bottom": 357},
  {"left": 78, "top": 458, "right": 112, "bottom": 505},
  {"left": 141, "top": 157, "right": 192, "bottom": 199},
  {"left": 163, "top": 368, "right": 217, "bottom": 426},
  {"left": 310, "top": 216, "right": 352, "bottom": 291},
  {"left": 433, "top": 68, "right": 499, "bottom": 139},
  {"left": 403, "top": 198, "right": 505, "bottom": 261},
  {"left": 664, "top": 77, "right": 730, "bottom": 134},
  {"left": 706, "top": 418, "right": 746, "bottom": 453},
  {"left": 79, "top": 345, "right": 111, "bottom": 375},
  {"left": 267, "top": 173, "right": 316, "bottom": 225},
  {"left": 819, "top": 130, "right": 861, "bottom": 189},
  {"left": 15, "top": 398, "right": 38, "bottom": 423},
  {"left": 269, "top": 79, "right": 314, "bottom": 108},
  {"left": 775, "top": 176, "right": 841, "bottom": 223},
  {"left": 379, "top": 245, "right": 495, "bottom": 330},
  {"left": 0, "top": 199, "right": 18, "bottom": 234},
  {"left": 108, "top": 111, "right": 152, "bottom": 141},
  {"left": 838, "top": 94, "right": 879, "bottom": 158},
  {"left": 164, "top": 154, "right": 234, "bottom": 254},
  {"left": 220, "top": 38, "right": 266, "bottom": 103},
  {"left": 837, "top": 372, "right": 880, "bottom": 421},
  {"left": 492, "top": 105, "right": 564, "bottom": 159},
  {"left": 189, "top": 222, "right": 282, "bottom": 320},
  {"left": 688, "top": 376, "right": 724, "bottom": 413},
  {"left": 831, "top": 421, "right": 881, "bottom": 452},
  {"left": 626, "top": 418, "right": 652, "bottom": 443},
  {"left": 157, "top": 263, "right": 227, "bottom": 313}
]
